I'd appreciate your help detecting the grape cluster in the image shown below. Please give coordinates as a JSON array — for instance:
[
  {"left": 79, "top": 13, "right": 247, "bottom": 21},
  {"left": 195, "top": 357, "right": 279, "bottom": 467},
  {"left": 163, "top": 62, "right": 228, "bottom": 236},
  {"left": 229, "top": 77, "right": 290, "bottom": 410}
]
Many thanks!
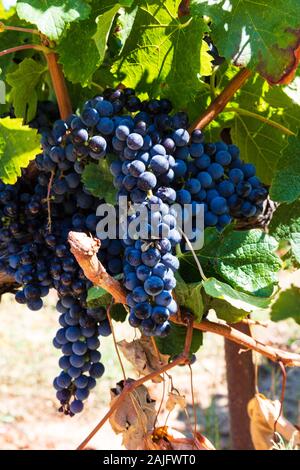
[
  {"left": 174, "top": 136, "right": 268, "bottom": 233},
  {"left": 0, "top": 87, "right": 269, "bottom": 415}
]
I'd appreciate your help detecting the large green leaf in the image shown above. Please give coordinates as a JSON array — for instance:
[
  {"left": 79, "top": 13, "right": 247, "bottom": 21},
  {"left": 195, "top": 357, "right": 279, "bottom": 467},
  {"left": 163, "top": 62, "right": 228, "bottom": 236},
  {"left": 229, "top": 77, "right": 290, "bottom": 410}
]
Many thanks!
[
  {"left": 112, "top": 0, "right": 209, "bottom": 109},
  {"left": 6, "top": 58, "right": 47, "bottom": 122},
  {"left": 174, "top": 273, "right": 203, "bottom": 321},
  {"left": 155, "top": 323, "right": 202, "bottom": 357},
  {"left": 215, "top": 230, "right": 281, "bottom": 296},
  {"left": 270, "top": 132, "right": 300, "bottom": 203},
  {"left": 179, "top": 228, "right": 281, "bottom": 296},
  {"left": 202, "top": 278, "right": 271, "bottom": 313},
  {"left": 270, "top": 286, "right": 300, "bottom": 324},
  {"left": 269, "top": 200, "right": 300, "bottom": 263},
  {"left": 16, "top": 0, "right": 91, "bottom": 40},
  {"left": 81, "top": 159, "right": 116, "bottom": 204},
  {"left": 191, "top": 0, "right": 300, "bottom": 84},
  {"left": 0, "top": 117, "right": 40, "bottom": 183}
]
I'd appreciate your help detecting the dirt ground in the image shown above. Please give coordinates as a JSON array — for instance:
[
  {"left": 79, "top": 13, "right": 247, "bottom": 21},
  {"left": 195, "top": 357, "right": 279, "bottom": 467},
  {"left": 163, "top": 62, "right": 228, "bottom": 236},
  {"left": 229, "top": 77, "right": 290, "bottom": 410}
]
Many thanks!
[{"left": 0, "top": 274, "right": 300, "bottom": 450}]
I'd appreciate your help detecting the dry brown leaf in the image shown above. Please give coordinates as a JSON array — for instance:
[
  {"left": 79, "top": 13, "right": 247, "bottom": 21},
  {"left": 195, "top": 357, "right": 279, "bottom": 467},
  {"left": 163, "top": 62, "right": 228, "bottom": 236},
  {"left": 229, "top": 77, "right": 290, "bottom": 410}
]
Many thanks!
[
  {"left": 118, "top": 336, "right": 168, "bottom": 383},
  {"left": 247, "top": 393, "right": 300, "bottom": 450},
  {"left": 146, "top": 426, "right": 215, "bottom": 450},
  {"left": 166, "top": 392, "right": 186, "bottom": 412},
  {"left": 109, "top": 380, "right": 156, "bottom": 450}
]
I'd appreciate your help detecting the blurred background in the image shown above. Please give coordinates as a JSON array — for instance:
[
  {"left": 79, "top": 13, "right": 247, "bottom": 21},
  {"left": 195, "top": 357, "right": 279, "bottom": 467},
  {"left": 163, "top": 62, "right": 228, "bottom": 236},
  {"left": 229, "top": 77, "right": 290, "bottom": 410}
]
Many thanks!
[{"left": 0, "top": 270, "right": 299, "bottom": 450}]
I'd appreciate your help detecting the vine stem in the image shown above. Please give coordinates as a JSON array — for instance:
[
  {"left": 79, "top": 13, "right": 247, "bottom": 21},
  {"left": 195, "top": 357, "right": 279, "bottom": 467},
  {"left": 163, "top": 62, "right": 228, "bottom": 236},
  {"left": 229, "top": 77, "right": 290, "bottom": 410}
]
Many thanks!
[
  {"left": 68, "top": 231, "right": 300, "bottom": 368},
  {"left": 0, "top": 44, "right": 48, "bottom": 57},
  {"left": 189, "top": 68, "right": 252, "bottom": 131},
  {"left": 0, "top": 22, "right": 40, "bottom": 35},
  {"left": 45, "top": 52, "right": 72, "bottom": 120}
]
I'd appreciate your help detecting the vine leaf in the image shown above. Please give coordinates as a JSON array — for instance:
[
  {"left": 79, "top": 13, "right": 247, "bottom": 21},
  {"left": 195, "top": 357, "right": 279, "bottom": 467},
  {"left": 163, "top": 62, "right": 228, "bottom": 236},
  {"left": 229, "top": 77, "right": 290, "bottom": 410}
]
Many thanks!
[
  {"left": 202, "top": 278, "right": 271, "bottom": 313},
  {"left": 16, "top": 0, "right": 91, "bottom": 40},
  {"left": 109, "top": 381, "right": 156, "bottom": 450},
  {"left": 81, "top": 159, "right": 116, "bottom": 204},
  {"left": 191, "top": 0, "right": 300, "bottom": 84},
  {"left": 93, "top": 4, "right": 121, "bottom": 62},
  {"left": 57, "top": 16, "right": 100, "bottom": 85},
  {"left": 6, "top": 58, "right": 47, "bottom": 122},
  {"left": 174, "top": 273, "right": 203, "bottom": 321},
  {"left": 269, "top": 200, "right": 300, "bottom": 263},
  {"left": 214, "top": 230, "right": 281, "bottom": 296},
  {"left": 270, "top": 132, "right": 300, "bottom": 203},
  {"left": 155, "top": 323, "right": 202, "bottom": 357},
  {"left": 270, "top": 286, "right": 300, "bottom": 324},
  {"left": 112, "top": 0, "right": 209, "bottom": 109},
  {"left": 0, "top": 117, "right": 40, "bottom": 184},
  {"left": 86, "top": 286, "right": 111, "bottom": 308},
  {"left": 118, "top": 336, "right": 168, "bottom": 382},
  {"left": 209, "top": 298, "right": 250, "bottom": 324},
  {"left": 179, "top": 228, "right": 281, "bottom": 296}
]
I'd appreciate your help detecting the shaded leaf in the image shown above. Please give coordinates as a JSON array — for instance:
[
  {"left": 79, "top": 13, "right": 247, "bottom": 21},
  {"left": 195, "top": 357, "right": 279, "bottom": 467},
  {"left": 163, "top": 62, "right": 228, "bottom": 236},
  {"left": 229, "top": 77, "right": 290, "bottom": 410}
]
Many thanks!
[
  {"left": 81, "top": 159, "right": 116, "bottom": 204},
  {"left": 86, "top": 285, "right": 111, "bottom": 307},
  {"left": 270, "top": 132, "right": 300, "bottom": 203},
  {"left": 0, "top": 117, "right": 40, "bottom": 183},
  {"left": 6, "top": 58, "right": 46, "bottom": 122},
  {"left": 174, "top": 272, "right": 203, "bottom": 321},
  {"left": 110, "top": 303, "right": 127, "bottom": 322},
  {"left": 270, "top": 285, "right": 300, "bottom": 324},
  {"left": 269, "top": 200, "right": 300, "bottom": 263},
  {"left": 156, "top": 323, "right": 202, "bottom": 357},
  {"left": 209, "top": 298, "right": 249, "bottom": 323}
]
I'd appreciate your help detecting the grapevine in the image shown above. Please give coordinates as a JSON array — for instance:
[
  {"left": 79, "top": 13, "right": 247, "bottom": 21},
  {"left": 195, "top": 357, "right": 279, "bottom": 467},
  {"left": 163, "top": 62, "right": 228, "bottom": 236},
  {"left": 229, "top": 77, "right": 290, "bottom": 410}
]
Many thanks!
[{"left": 0, "top": 0, "right": 300, "bottom": 453}]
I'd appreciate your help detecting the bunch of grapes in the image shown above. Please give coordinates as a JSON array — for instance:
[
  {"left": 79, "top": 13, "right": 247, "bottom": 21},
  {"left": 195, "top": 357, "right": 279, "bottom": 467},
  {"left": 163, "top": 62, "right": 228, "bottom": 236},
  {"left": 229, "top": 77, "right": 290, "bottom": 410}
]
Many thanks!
[{"left": 0, "top": 87, "right": 269, "bottom": 415}]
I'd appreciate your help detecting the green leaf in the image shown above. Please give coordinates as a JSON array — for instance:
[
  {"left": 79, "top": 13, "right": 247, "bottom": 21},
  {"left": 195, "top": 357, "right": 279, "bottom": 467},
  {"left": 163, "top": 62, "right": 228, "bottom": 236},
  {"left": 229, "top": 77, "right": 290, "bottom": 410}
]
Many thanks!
[
  {"left": 179, "top": 228, "right": 281, "bottom": 296},
  {"left": 112, "top": 0, "right": 209, "bottom": 110},
  {"left": 81, "top": 159, "right": 116, "bottom": 204},
  {"left": 155, "top": 323, "right": 202, "bottom": 357},
  {"left": 270, "top": 132, "right": 300, "bottom": 203},
  {"left": 87, "top": 286, "right": 111, "bottom": 308},
  {"left": 269, "top": 200, "right": 300, "bottom": 263},
  {"left": 110, "top": 303, "right": 128, "bottom": 322},
  {"left": 93, "top": 4, "right": 120, "bottom": 62},
  {"left": 191, "top": 0, "right": 300, "bottom": 84},
  {"left": 174, "top": 273, "right": 203, "bottom": 322},
  {"left": 6, "top": 58, "right": 46, "bottom": 122},
  {"left": 215, "top": 230, "right": 281, "bottom": 296},
  {"left": 57, "top": 17, "right": 100, "bottom": 85},
  {"left": 209, "top": 298, "right": 249, "bottom": 323},
  {"left": 202, "top": 278, "right": 271, "bottom": 313},
  {"left": 270, "top": 286, "right": 300, "bottom": 324},
  {"left": 0, "top": 117, "right": 40, "bottom": 183},
  {"left": 16, "top": 0, "right": 91, "bottom": 40},
  {"left": 115, "top": 5, "right": 139, "bottom": 55}
]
